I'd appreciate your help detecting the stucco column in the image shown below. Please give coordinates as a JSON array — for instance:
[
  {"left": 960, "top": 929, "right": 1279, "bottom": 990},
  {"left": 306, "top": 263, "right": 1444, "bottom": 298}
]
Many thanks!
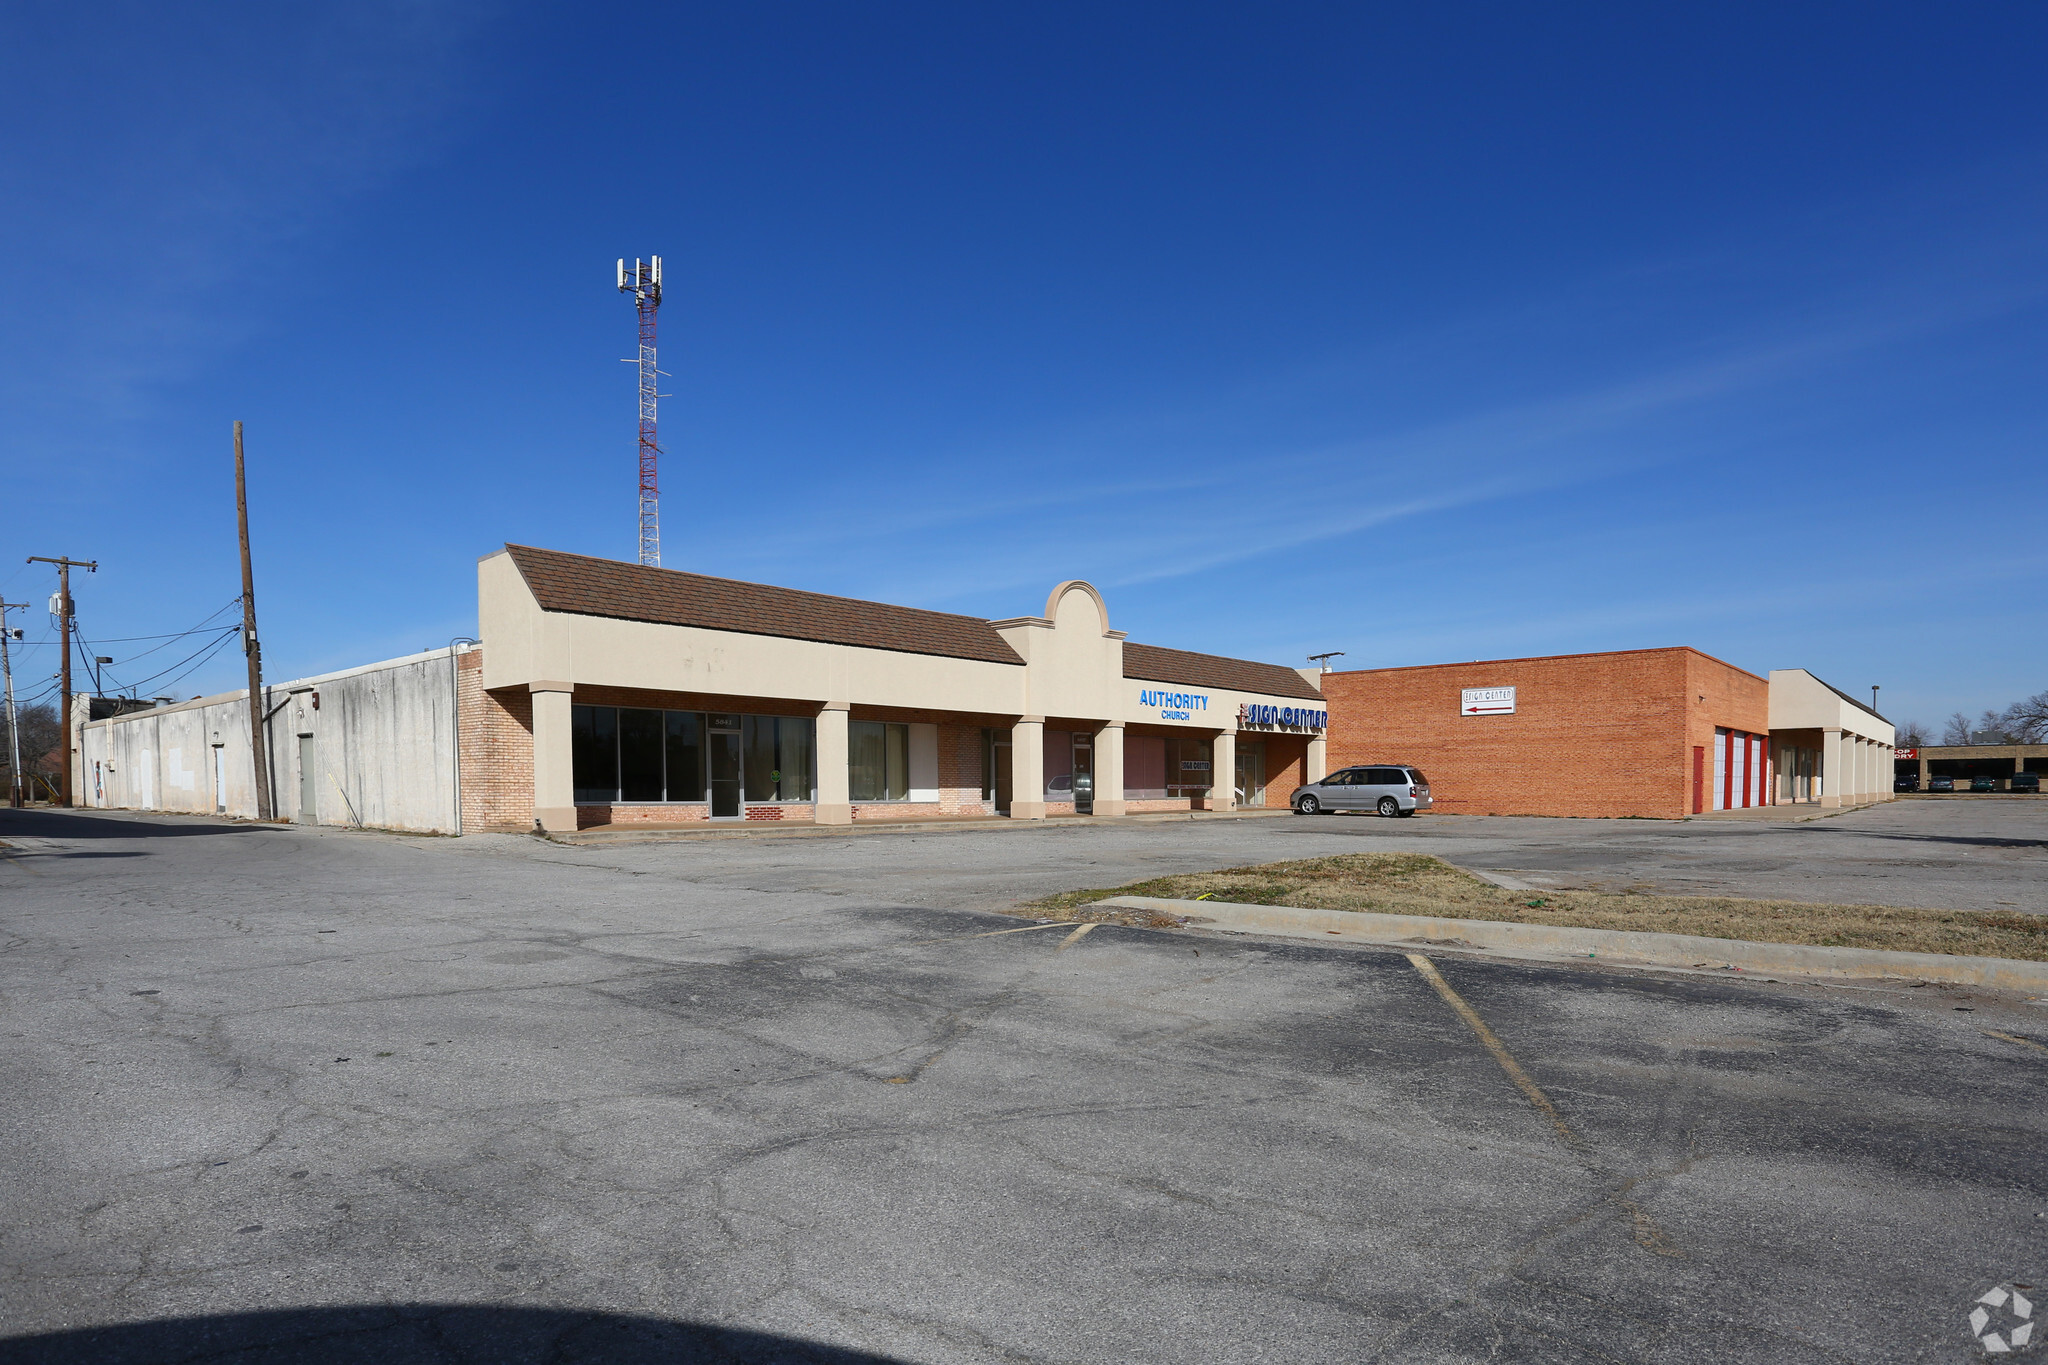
[
  {"left": 1307, "top": 735, "right": 1327, "bottom": 785},
  {"left": 814, "top": 703, "right": 850, "bottom": 826},
  {"left": 1208, "top": 730, "right": 1235, "bottom": 812},
  {"left": 530, "top": 682, "right": 576, "bottom": 832},
  {"left": 1010, "top": 717, "right": 1046, "bottom": 819},
  {"left": 1094, "top": 722, "right": 1125, "bottom": 818},
  {"left": 1819, "top": 727, "right": 1843, "bottom": 808}
]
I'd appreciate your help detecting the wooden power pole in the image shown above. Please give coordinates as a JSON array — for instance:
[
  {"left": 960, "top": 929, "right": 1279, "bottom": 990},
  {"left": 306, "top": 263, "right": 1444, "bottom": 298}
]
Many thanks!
[
  {"left": 0, "top": 600, "right": 23, "bottom": 808},
  {"left": 26, "top": 555, "right": 97, "bottom": 807},
  {"left": 234, "top": 422, "right": 273, "bottom": 821}
]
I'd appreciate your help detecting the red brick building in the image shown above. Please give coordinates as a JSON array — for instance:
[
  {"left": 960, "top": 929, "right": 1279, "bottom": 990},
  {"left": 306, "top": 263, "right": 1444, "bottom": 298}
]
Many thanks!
[{"left": 1320, "top": 647, "right": 1771, "bottom": 819}]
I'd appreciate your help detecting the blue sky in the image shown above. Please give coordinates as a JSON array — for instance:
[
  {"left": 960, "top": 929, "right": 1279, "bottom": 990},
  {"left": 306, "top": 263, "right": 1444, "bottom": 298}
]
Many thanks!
[{"left": 2, "top": 2, "right": 2043, "bottom": 731}]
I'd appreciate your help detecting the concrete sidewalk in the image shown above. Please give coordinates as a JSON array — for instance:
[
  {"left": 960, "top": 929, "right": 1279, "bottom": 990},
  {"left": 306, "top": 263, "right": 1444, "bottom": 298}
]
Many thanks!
[{"left": 554, "top": 805, "right": 1294, "bottom": 844}]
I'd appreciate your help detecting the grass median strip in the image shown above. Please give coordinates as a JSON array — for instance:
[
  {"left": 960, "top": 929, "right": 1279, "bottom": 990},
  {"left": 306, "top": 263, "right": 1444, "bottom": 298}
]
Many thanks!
[{"left": 1020, "top": 852, "right": 2048, "bottom": 962}]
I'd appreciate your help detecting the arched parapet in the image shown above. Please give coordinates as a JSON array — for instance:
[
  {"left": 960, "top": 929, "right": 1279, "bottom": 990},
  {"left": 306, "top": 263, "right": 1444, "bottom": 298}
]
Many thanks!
[{"left": 1043, "top": 580, "right": 1113, "bottom": 637}]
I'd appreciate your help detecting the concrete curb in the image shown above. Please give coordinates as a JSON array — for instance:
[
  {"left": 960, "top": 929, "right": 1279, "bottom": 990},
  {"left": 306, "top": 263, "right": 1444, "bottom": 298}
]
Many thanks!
[{"left": 1093, "top": 895, "right": 2048, "bottom": 992}]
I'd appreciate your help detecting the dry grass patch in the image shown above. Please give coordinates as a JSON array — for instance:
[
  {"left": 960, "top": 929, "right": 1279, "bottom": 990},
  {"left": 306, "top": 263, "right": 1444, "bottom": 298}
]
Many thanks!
[{"left": 1023, "top": 852, "right": 2048, "bottom": 961}]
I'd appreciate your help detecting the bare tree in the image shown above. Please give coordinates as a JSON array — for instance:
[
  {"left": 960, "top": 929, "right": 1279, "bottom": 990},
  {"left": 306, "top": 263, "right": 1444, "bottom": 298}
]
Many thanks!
[
  {"left": 1941, "top": 712, "right": 1974, "bottom": 746},
  {"left": 1998, "top": 690, "right": 2048, "bottom": 744},
  {"left": 2, "top": 703, "right": 62, "bottom": 793},
  {"left": 1896, "top": 719, "right": 1934, "bottom": 748}
]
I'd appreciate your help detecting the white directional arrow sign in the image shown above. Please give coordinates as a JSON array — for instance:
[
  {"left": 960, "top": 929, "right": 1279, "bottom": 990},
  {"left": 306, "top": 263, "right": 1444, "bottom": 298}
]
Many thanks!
[{"left": 1461, "top": 686, "right": 1516, "bottom": 716}]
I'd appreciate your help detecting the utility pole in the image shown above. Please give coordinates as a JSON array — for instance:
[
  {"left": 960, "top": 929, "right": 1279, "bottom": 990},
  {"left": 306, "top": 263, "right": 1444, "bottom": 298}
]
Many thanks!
[
  {"left": 235, "top": 421, "right": 274, "bottom": 821},
  {"left": 0, "top": 601, "right": 23, "bottom": 808},
  {"left": 1307, "top": 652, "right": 1346, "bottom": 673},
  {"left": 26, "top": 556, "right": 97, "bottom": 807}
]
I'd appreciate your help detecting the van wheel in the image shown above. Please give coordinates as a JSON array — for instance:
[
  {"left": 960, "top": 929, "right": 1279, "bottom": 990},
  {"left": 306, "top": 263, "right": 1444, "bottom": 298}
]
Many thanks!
[
  {"left": 1296, "top": 794, "right": 1321, "bottom": 815},
  {"left": 1377, "top": 797, "right": 1400, "bottom": 817}
]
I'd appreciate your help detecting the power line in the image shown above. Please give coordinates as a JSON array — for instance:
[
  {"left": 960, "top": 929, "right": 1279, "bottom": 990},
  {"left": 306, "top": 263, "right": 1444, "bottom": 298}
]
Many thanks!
[
  {"left": 78, "top": 598, "right": 243, "bottom": 680},
  {"left": 133, "top": 629, "right": 242, "bottom": 699},
  {"left": 107, "top": 626, "right": 242, "bottom": 695},
  {"left": 62, "top": 614, "right": 244, "bottom": 646}
]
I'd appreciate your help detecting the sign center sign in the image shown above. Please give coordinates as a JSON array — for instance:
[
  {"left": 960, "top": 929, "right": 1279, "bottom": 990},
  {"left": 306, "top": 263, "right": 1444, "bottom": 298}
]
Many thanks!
[{"left": 1461, "top": 686, "right": 1516, "bottom": 716}]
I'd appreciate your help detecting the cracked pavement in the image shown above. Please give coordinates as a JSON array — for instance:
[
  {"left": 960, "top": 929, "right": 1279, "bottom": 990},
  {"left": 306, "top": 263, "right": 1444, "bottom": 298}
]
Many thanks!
[{"left": 1, "top": 804, "right": 2043, "bottom": 1363}]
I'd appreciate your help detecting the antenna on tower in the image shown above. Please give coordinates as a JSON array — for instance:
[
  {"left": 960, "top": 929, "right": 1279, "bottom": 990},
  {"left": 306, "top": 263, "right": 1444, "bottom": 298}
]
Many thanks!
[{"left": 617, "top": 255, "right": 664, "bottom": 567}]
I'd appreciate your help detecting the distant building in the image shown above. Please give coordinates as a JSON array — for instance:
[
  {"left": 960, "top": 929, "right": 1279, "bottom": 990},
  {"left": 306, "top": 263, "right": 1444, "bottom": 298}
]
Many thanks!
[
  {"left": 1319, "top": 650, "right": 1894, "bottom": 819},
  {"left": 1894, "top": 744, "right": 2048, "bottom": 790}
]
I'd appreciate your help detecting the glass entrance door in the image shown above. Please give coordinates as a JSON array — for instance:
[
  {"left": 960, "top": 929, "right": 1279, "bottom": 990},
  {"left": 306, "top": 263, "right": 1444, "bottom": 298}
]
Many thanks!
[
  {"left": 709, "top": 728, "right": 743, "bottom": 818},
  {"left": 1072, "top": 735, "right": 1094, "bottom": 814},
  {"left": 992, "top": 739, "right": 1012, "bottom": 815},
  {"left": 1236, "top": 741, "right": 1266, "bottom": 808}
]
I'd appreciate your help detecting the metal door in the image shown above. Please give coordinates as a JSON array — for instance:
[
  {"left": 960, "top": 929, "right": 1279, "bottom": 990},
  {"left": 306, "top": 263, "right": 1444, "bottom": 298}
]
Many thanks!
[
  {"left": 709, "top": 730, "right": 743, "bottom": 818},
  {"left": 993, "top": 740, "right": 1012, "bottom": 815},
  {"left": 212, "top": 746, "right": 226, "bottom": 814},
  {"left": 297, "top": 735, "right": 317, "bottom": 823},
  {"left": 1235, "top": 742, "right": 1266, "bottom": 807}
]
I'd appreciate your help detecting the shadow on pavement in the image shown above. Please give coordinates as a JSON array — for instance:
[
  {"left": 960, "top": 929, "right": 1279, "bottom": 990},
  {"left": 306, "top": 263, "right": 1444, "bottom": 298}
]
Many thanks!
[
  {"left": 1800, "top": 825, "right": 2048, "bottom": 852},
  {"left": 1, "top": 1305, "right": 907, "bottom": 1364},
  {"left": 0, "top": 809, "right": 276, "bottom": 841}
]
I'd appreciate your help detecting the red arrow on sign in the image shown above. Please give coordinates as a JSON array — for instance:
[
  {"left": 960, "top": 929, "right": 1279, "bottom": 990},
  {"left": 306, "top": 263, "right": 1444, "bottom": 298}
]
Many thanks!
[{"left": 1466, "top": 705, "right": 1511, "bottom": 713}]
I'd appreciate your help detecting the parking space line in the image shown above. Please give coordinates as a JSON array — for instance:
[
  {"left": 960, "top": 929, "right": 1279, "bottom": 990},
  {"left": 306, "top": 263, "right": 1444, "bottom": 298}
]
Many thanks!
[
  {"left": 1404, "top": 953, "right": 1585, "bottom": 1152},
  {"left": 901, "top": 922, "right": 1072, "bottom": 947},
  {"left": 1406, "top": 952, "right": 1687, "bottom": 1259},
  {"left": 1056, "top": 923, "right": 1097, "bottom": 953},
  {"left": 1983, "top": 1029, "right": 2048, "bottom": 1055},
  {"left": 0, "top": 843, "right": 43, "bottom": 876}
]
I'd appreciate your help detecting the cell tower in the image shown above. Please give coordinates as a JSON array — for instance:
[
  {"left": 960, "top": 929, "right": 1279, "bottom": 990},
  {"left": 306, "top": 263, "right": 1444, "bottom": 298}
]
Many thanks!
[{"left": 617, "top": 256, "right": 664, "bottom": 567}]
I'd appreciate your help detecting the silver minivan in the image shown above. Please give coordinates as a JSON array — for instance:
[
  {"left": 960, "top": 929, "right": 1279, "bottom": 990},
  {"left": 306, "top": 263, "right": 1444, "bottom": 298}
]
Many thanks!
[{"left": 1292, "top": 765, "right": 1432, "bottom": 817}]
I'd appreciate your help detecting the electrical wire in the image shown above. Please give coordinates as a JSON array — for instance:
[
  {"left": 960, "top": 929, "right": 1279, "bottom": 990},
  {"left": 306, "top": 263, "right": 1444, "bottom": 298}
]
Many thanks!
[
  {"left": 142, "top": 628, "right": 242, "bottom": 698},
  {"left": 110, "top": 626, "right": 242, "bottom": 695},
  {"left": 75, "top": 598, "right": 242, "bottom": 674}
]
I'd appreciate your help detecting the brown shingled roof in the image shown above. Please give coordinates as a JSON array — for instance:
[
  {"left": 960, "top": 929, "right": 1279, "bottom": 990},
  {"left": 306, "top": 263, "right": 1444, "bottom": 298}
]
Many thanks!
[
  {"left": 1123, "top": 641, "right": 1323, "bottom": 701},
  {"left": 503, "top": 545, "right": 1025, "bottom": 666}
]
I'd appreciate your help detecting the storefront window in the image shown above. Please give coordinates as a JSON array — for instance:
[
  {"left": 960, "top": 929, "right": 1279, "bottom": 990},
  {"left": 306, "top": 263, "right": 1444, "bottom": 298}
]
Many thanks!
[
  {"left": 849, "top": 721, "right": 909, "bottom": 801},
  {"left": 619, "top": 708, "right": 664, "bottom": 802},
  {"left": 665, "top": 712, "right": 705, "bottom": 802},
  {"left": 776, "top": 719, "right": 813, "bottom": 801},
  {"left": 573, "top": 706, "right": 618, "bottom": 803},
  {"left": 1167, "top": 736, "right": 1212, "bottom": 797},
  {"left": 572, "top": 704, "right": 814, "bottom": 804},
  {"left": 1122, "top": 734, "right": 1211, "bottom": 800}
]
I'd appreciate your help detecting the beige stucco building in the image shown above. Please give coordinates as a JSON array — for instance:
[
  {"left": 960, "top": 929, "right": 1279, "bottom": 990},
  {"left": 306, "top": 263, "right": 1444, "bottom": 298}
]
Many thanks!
[
  {"left": 476, "top": 545, "right": 1329, "bottom": 832},
  {"left": 1766, "top": 669, "right": 1896, "bottom": 808}
]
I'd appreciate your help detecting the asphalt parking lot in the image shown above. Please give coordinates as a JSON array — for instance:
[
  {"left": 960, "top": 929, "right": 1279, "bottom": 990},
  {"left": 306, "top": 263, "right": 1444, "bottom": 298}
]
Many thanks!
[
  {"left": 557, "top": 796, "right": 2048, "bottom": 916},
  {"left": 1, "top": 803, "right": 2043, "bottom": 1363}
]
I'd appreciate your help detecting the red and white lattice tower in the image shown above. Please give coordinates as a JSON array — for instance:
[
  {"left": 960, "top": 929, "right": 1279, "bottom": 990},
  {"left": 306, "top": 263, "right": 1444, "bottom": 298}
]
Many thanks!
[{"left": 617, "top": 256, "right": 664, "bottom": 566}]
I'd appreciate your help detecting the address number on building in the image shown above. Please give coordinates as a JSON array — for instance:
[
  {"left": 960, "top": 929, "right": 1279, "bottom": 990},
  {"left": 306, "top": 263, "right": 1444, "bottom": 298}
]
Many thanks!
[{"left": 1461, "top": 686, "right": 1516, "bottom": 716}]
